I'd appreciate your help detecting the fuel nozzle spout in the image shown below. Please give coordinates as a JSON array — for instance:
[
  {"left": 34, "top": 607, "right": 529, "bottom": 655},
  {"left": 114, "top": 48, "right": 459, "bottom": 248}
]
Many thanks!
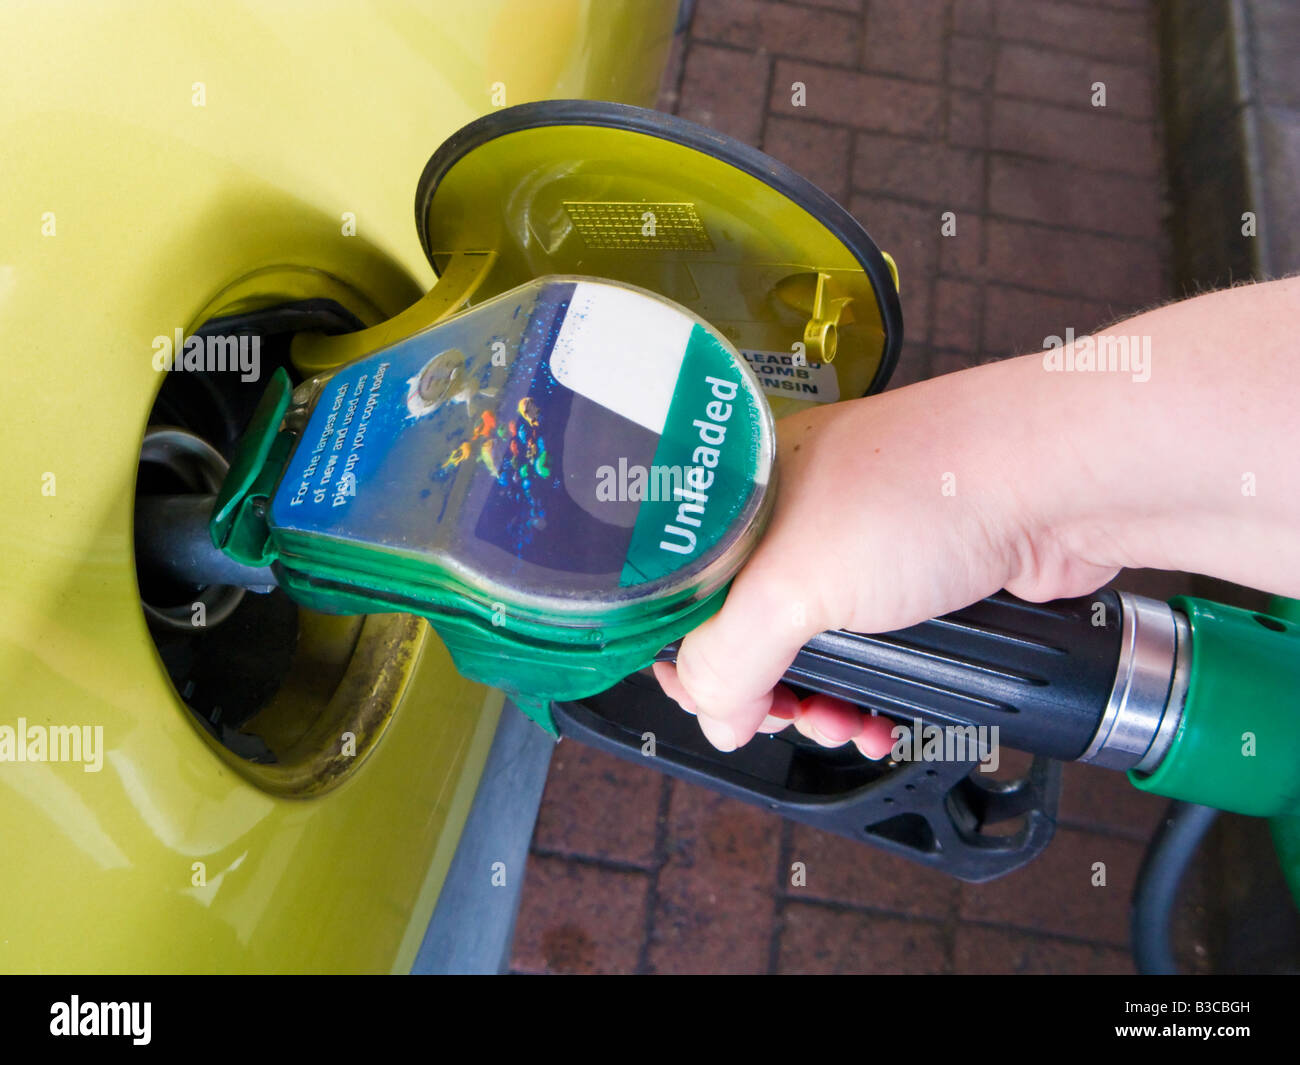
[
  {"left": 135, "top": 492, "right": 277, "bottom": 594},
  {"left": 134, "top": 425, "right": 277, "bottom": 632}
]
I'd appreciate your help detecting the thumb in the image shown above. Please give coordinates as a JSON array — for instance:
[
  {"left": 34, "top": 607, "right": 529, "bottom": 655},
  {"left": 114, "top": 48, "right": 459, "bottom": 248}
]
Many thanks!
[{"left": 673, "top": 562, "right": 823, "bottom": 751}]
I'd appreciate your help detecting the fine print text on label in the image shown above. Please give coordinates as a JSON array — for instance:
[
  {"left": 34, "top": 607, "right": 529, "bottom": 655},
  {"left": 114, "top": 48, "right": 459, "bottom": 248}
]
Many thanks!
[{"left": 740, "top": 349, "right": 839, "bottom": 403}]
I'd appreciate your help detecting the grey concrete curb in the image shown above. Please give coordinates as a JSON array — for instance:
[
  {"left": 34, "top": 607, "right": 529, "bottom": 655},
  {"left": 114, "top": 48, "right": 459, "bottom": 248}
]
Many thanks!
[{"left": 1159, "top": 0, "right": 1300, "bottom": 287}]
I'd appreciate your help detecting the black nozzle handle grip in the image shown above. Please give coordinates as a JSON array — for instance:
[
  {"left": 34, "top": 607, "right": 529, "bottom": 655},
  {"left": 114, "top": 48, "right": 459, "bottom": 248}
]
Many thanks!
[{"left": 661, "top": 590, "right": 1125, "bottom": 761}]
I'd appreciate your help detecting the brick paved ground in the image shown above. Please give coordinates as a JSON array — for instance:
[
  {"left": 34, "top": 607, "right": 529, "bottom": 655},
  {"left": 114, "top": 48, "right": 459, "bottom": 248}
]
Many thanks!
[{"left": 511, "top": 0, "right": 1192, "bottom": 974}]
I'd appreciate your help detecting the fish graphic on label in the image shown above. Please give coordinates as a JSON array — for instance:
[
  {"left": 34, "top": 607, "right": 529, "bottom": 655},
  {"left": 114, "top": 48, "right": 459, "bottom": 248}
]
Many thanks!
[{"left": 406, "top": 346, "right": 501, "bottom": 422}]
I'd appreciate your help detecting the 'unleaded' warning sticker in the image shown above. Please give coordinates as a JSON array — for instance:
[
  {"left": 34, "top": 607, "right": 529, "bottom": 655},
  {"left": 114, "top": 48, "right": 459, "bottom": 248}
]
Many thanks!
[{"left": 739, "top": 350, "right": 840, "bottom": 403}]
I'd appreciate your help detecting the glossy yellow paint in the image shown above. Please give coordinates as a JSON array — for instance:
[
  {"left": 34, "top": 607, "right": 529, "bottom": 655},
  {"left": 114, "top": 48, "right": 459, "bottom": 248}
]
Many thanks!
[{"left": 0, "top": 1, "right": 676, "bottom": 972}]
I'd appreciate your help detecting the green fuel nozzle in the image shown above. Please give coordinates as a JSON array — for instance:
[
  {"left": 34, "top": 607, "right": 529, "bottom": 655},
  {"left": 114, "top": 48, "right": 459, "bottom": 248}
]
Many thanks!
[
  {"left": 198, "top": 274, "right": 1300, "bottom": 815},
  {"left": 1127, "top": 596, "right": 1300, "bottom": 819},
  {"left": 207, "top": 277, "right": 775, "bottom": 732},
  {"left": 170, "top": 273, "right": 1300, "bottom": 895}
]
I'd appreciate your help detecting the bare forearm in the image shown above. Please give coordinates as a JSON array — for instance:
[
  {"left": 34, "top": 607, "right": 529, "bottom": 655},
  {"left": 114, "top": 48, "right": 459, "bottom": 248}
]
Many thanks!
[{"left": 996, "top": 276, "right": 1300, "bottom": 598}]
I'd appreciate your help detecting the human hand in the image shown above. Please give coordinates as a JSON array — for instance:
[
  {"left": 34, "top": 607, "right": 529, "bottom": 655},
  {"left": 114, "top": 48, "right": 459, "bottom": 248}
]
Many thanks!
[{"left": 657, "top": 278, "right": 1300, "bottom": 754}]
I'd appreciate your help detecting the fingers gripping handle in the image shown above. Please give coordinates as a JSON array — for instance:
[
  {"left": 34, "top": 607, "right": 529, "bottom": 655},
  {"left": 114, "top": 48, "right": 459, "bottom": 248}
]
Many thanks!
[
  {"left": 635, "top": 590, "right": 1184, "bottom": 880},
  {"left": 664, "top": 590, "right": 1184, "bottom": 768},
  {"left": 789, "top": 591, "right": 1125, "bottom": 762}
]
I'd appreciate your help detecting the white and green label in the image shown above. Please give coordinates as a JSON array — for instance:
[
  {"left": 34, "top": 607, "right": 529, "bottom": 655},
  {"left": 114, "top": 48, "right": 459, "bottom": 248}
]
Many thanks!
[{"left": 619, "top": 324, "right": 767, "bottom": 587}]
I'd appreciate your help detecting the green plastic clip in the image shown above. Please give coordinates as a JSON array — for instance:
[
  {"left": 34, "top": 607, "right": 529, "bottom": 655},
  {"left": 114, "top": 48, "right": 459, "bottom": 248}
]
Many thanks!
[{"left": 209, "top": 366, "right": 294, "bottom": 567}]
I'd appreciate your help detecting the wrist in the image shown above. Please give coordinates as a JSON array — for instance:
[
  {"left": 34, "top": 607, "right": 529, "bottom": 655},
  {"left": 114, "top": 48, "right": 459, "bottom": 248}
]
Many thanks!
[{"left": 971, "top": 352, "right": 1134, "bottom": 600}]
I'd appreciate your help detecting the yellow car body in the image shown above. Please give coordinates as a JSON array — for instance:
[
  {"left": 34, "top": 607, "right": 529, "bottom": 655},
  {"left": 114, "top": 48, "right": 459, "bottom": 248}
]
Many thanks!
[{"left": 0, "top": 0, "right": 676, "bottom": 973}]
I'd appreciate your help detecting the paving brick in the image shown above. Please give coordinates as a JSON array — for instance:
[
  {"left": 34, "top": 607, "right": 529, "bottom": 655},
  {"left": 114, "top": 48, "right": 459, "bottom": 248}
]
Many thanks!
[
  {"left": 952, "top": 923, "right": 1135, "bottom": 973},
  {"left": 896, "top": 272, "right": 931, "bottom": 347},
  {"left": 861, "top": 0, "right": 946, "bottom": 82},
  {"left": 984, "top": 218, "right": 1164, "bottom": 303},
  {"left": 929, "top": 349, "right": 981, "bottom": 377},
  {"left": 953, "top": 0, "right": 994, "bottom": 36},
  {"left": 993, "top": 0, "right": 1155, "bottom": 66},
  {"left": 984, "top": 745, "right": 1036, "bottom": 780},
  {"left": 845, "top": 196, "right": 937, "bottom": 344},
  {"left": 938, "top": 209, "right": 984, "bottom": 275},
  {"left": 646, "top": 781, "right": 782, "bottom": 973},
  {"left": 932, "top": 277, "right": 982, "bottom": 352},
  {"left": 991, "top": 97, "right": 1162, "bottom": 177},
  {"left": 886, "top": 340, "right": 934, "bottom": 389},
  {"left": 947, "top": 89, "right": 988, "bottom": 148},
  {"left": 989, "top": 155, "right": 1163, "bottom": 238},
  {"left": 1109, "top": 566, "right": 1197, "bottom": 603},
  {"left": 771, "top": 58, "right": 943, "bottom": 136},
  {"left": 778, "top": 903, "right": 949, "bottom": 972},
  {"left": 763, "top": 116, "right": 854, "bottom": 202},
  {"left": 520, "top": 0, "right": 1179, "bottom": 978},
  {"left": 1252, "top": 2, "right": 1300, "bottom": 109},
  {"left": 852, "top": 132, "right": 985, "bottom": 210},
  {"left": 851, "top": 192, "right": 943, "bottom": 282},
  {"left": 982, "top": 283, "right": 1116, "bottom": 356},
  {"left": 1259, "top": 106, "right": 1300, "bottom": 275},
  {"left": 656, "top": 27, "right": 689, "bottom": 113},
  {"left": 692, "top": 0, "right": 861, "bottom": 66},
  {"left": 781, "top": 0, "right": 863, "bottom": 14},
  {"left": 679, "top": 43, "right": 771, "bottom": 145},
  {"left": 959, "top": 826, "right": 1146, "bottom": 945},
  {"left": 1059, "top": 760, "right": 1171, "bottom": 842},
  {"left": 949, "top": 35, "right": 995, "bottom": 91},
  {"left": 788, "top": 822, "right": 961, "bottom": 916},
  {"left": 510, "top": 856, "right": 650, "bottom": 974},
  {"left": 995, "top": 41, "right": 1156, "bottom": 120},
  {"left": 532, "top": 740, "right": 663, "bottom": 867}
]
